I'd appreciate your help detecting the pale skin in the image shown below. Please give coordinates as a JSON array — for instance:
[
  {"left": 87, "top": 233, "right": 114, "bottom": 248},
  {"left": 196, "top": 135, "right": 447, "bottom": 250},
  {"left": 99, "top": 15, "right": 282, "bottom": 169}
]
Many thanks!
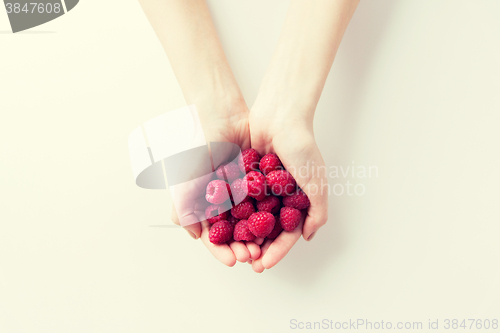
[{"left": 138, "top": 0, "right": 359, "bottom": 272}]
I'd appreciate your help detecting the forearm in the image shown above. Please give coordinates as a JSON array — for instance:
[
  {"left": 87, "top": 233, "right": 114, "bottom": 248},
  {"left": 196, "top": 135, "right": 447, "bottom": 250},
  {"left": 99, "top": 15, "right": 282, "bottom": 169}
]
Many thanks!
[
  {"left": 255, "top": 0, "right": 359, "bottom": 120},
  {"left": 138, "top": 0, "right": 242, "bottom": 107}
]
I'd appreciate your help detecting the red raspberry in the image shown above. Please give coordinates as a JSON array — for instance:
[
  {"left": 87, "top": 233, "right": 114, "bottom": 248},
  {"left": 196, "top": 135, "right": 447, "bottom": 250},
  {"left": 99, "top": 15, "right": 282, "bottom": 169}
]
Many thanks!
[
  {"left": 215, "top": 162, "right": 241, "bottom": 183},
  {"left": 240, "top": 196, "right": 253, "bottom": 203},
  {"left": 231, "top": 201, "right": 255, "bottom": 220},
  {"left": 238, "top": 148, "right": 261, "bottom": 174},
  {"left": 282, "top": 189, "right": 310, "bottom": 210},
  {"left": 227, "top": 215, "right": 240, "bottom": 224},
  {"left": 256, "top": 195, "right": 281, "bottom": 215},
  {"left": 233, "top": 220, "right": 256, "bottom": 242},
  {"left": 242, "top": 171, "right": 267, "bottom": 201},
  {"left": 279, "top": 207, "right": 301, "bottom": 232},
  {"left": 209, "top": 221, "right": 234, "bottom": 244},
  {"left": 259, "top": 153, "right": 283, "bottom": 175},
  {"left": 206, "top": 180, "right": 231, "bottom": 204},
  {"left": 266, "top": 170, "right": 297, "bottom": 196},
  {"left": 253, "top": 192, "right": 267, "bottom": 201},
  {"left": 205, "top": 204, "right": 230, "bottom": 224},
  {"left": 266, "top": 215, "right": 283, "bottom": 240},
  {"left": 247, "top": 212, "right": 275, "bottom": 238},
  {"left": 230, "top": 178, "right": 249, "bottom": 204}
]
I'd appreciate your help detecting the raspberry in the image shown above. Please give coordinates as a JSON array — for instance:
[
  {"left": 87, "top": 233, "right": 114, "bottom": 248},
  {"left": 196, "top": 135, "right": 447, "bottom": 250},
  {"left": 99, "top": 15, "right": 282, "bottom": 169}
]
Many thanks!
[
  {"left": 253, "top": 192, "right": 267, "bottom": 201},
  {"left": 247, "top": 212, "right": 275, "bottom": 238},
  {"left": 209, "top": 221, "right": 234, "bottom": 244},
  {"left": 206, "top": 180, "right": 231, "bottom": 204},
  {"left": 282, "top": 189, "right": 310, "bottom": 210},
  {"left": 215, "top": 162, "right": 241, "bottom": 183},
  {"left": 266, "top": 215, "right": 283, "bottom": 240},
  {"left": 238, "top": 148, "right": 261, "bottom": 174},
  {"left": 242, "top": 171, "right": 267, "bottom": 201},
  {"left": 266, "top": 170, "right": 297, "bottom": 196},
  {"left": 230, "top": 178, "right": 249, "bottom": 204},
  {"left": 227, "top": 215, "right": 240, "bottom": 224},
  {"left": 231, "top": 201, "right": 255, "bottom": 220},
  {"left": 233, "top": 220, "right": 256, "bottom": 242},
  {"left": 240, "top": 196, "right": 253, "bottom": 203},
  {"left": 259, "top": 153, "right": 283, "bottom": 175},
  {"left": 256, "top": 195, "right": 281, "bottom": 215},
  {"left": 279, "top": 207, "right": 301, "bottom": 232},
  {"left": 205, "top": 204, "right": 230, "bottom": 224}
]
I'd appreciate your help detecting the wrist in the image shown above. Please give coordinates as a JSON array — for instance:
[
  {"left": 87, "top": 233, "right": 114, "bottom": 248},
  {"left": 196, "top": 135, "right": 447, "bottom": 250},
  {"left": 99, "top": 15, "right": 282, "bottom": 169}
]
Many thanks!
[
  {"left": 252, "top": 81, "right": 317, "bottom": 127},
  {"left": 250, "top": 98, "right": 315, "bottom": 139},
  {"left": 181, "top": 66, "right": 247, "bottom": 121},
  {"left": 184, "top": 65, "right": 242, "bottom": 104},
  {"left": 253, "top": 71, "right": 321, "bottom": 126},
  {"left": 187, "top": 86, "right": 248, "bottom": 135}
]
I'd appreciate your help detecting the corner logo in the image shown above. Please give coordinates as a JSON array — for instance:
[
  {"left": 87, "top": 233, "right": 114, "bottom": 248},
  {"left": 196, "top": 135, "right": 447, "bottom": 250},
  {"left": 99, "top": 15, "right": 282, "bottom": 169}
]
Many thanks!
[{"left": 3, "top": 0, "right": 78, "bottom": 33}]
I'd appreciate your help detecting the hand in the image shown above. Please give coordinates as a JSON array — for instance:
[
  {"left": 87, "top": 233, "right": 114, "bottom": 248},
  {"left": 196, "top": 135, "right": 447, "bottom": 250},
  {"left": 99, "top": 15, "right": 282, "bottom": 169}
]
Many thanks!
[
  {"left": 248, "top": 102, "right": 329, "bottom": 273},
  {"left": 171, "top": 95, "right": 262, "bottom": 267},
  {"left": 141, "top": 0, "right": 357, "bottom": 271}
]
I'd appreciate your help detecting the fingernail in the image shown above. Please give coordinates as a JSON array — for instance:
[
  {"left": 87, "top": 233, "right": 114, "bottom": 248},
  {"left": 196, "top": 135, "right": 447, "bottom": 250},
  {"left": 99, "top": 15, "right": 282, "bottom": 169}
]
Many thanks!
[
  {"left": 187, "top": 230, "right": 197, "bottom": 239},
  {"left": 307, "top": 232, "right": 316, "bottom": 241}
]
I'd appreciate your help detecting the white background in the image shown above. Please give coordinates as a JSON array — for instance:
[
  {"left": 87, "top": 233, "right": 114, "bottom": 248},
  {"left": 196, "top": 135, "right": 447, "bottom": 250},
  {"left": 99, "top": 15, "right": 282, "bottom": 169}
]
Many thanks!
[{"left": 1, "top": 1, "right": 499, "bottom": 332}]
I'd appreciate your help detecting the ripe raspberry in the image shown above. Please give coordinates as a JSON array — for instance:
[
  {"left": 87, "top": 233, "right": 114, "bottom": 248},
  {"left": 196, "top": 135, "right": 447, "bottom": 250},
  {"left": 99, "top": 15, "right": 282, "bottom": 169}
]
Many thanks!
[
  {"left": 266, "top": 216, "right": 283, "bottom": 240},
  {"left": 282, "top": 189, "right": 310, "bottom": 210},
  {"left": 233, "top": 220, "right": 256, "bottom": 242},
  {"left": 253, "top": 192, "right": 267, "bottom": 201},
  {"left": 238, "top": 148, "right": 261, "bottom": 174},
  {"left": 205, "top": 204, "right": 230, "bottom": 224},
  {"left": 279, "top": 207, "right": 301, "bottom": 232},
  {"left": 259, "top": 153, "right": 283, "bottom": 175},
  {"left": 227, "top": 215, "right": 240, "bottom": 224},
  {"left": 240, "top": 196, "right": 253, "bottom": 204},
  {"left": 215, "top": 162, "right": 241, "bottom": 183},
  {"left": 230, "top": 178, "right": 249, "bottom": 204},
  {"left": 247, "top": 212, "right": 275, "bottom": 238},
  {"left": 209, "top": 221, "right": 234, "bottom": 244},
  {"left": 266, "top": 170, "right": 297, "bottom": 196},
  {"left": 242, "top": 171, "right": 267, "bottom": 201},
  {"left": 256, "top": 195, "right": 281, "bottom": 215},
  {"left": 231, "top": 201, "right": 255, "bottom": 220},
  {"left": 206, "top": 180, "right": 231, "bottom": 204}
]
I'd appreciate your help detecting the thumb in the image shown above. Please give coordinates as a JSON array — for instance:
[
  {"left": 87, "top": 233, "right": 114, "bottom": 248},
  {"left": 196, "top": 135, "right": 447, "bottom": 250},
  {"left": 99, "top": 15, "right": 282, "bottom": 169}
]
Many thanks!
[
  {"left": 171, "top": 204, "right": 202, "bottom": 239},
  {"left": 282, "top": 143, "right": 329, "bottom": 241}
]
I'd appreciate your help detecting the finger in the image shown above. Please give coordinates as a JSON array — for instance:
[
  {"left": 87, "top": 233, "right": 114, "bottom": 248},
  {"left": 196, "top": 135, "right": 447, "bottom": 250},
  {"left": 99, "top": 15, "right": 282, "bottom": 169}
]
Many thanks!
[
  {"left": 229, "top": 241, "right": 250, "bottom": 263},
  {"left": 254, "top": 237, "right": 265, "bottom": 246},
  {"left": 171, "top": 204, "right": 180, "bottom": 225},
  {"left": 296, "top": 169, "right": 328, "bottom": 241},
  {"left": 262, "top": 218, "right": 303, "bottom": 269},
  {"left": 251, "top": 239, "right": 272, "bottom": 273},
  {"left": 301, "top": 195, "right": 328, "bottom": 241},
  {"left": 171, "top": 204, "right": 202, "bottom": 239},
  {"left": 277, "top": 141, "right": 329, "bottom": 241},
  {"left": 182, "top": 218, "right": 202, "bottom": 240},
  {"left": 245, "top": 241, "right": 261, "bottom": 260},
  {"left": 199, "top": 220, "right": 236, "bottom": 267}
]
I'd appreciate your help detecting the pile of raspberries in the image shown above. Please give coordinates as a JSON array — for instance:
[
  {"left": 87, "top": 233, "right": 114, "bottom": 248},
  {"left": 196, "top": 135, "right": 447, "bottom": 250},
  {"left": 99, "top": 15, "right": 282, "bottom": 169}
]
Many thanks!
[{"left": 205, "top": 148, "right": 310, "bottom": 244}]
